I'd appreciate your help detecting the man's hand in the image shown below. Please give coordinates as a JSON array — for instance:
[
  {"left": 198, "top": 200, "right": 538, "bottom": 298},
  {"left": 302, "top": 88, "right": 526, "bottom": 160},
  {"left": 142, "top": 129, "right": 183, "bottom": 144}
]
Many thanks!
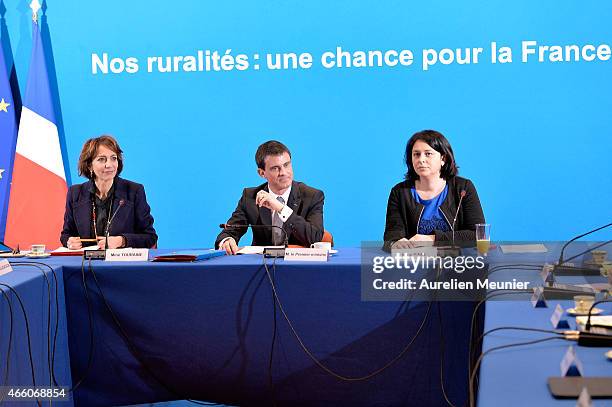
[
  {"left": 256, "top": 190, "right": 284, "bottom": 212},
  {"left": 67, "top": 237, "right": 83, "bottom": 250},
  {"left": 220, "top": 237, "right": 239, "bottom": 255}
]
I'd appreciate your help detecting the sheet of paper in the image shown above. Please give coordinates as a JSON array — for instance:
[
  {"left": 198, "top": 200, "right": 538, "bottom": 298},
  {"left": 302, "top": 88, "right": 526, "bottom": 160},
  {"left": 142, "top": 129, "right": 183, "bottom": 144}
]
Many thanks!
[
  {"left": 236, "top": 246, "right": 284, "bottom": 255},
  {"left": 576, "top": 315, "right": 612, "bottom": 328},
  {"left": 500, "top": 244, "right": 548, "bottom": 254},
  {"left": 52, "top": 245, "right": 99, "bottom": 253}
]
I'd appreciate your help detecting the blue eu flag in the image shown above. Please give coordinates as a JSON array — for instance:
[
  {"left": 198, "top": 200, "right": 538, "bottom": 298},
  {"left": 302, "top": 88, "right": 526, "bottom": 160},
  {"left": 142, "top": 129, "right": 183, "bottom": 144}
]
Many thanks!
[{"left": 0, "top": 44, "right": 18, "bottom": 242}]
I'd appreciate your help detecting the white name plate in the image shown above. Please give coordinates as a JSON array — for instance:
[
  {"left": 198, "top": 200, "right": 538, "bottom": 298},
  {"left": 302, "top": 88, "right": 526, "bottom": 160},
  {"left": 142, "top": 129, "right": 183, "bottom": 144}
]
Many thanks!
[
  {"left": 577, "top": 387, "right": 592, "bottom": 407},
  {"left": 0, "top": 260, "right": 13, "bottom": 276},
  {"left": 531, "top": 287, "right": 547, "bottom": 308},
  {"left": 105, "top": 248, "right": 149, "bottom": 262},
  {"left": 284, "top": 248, "right": 328, "bottom": 262},
  {"left": 550, "top": 304, "right": 571, "bottom": 329},
  {"left": 540, "top": 263, "right": 554, "bottom": 282},
  {"left": 560, "top": 345, "right": 584, "bottom": 377}
]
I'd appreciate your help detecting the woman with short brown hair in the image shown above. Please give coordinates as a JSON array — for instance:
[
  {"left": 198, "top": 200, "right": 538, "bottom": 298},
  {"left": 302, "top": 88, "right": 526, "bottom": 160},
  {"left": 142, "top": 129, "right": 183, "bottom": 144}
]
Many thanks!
[{"left": 60, "top": 135, "right": 157, "bottom": 249}]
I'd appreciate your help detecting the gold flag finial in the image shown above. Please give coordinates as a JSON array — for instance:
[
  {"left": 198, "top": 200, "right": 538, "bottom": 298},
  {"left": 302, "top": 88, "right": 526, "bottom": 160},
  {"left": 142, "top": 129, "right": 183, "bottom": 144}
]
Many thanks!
[{"left": 30, "top": 0, "right": 41, "bottom": 23}]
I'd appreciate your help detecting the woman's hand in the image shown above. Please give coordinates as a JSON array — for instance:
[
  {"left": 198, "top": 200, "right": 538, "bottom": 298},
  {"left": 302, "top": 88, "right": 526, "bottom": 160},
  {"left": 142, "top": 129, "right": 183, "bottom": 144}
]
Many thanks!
[
  {"left": 409, "top": 234, "right": 435, "bottom": 243},
  {"left": 391, "top": 234, "right": 435, "bottom": 249},
  {"left": 67, "top": 237, "right": 83, "bottom": 250},
  {"left": 97, "top": 236, "right": 126, "bottom": 249}
]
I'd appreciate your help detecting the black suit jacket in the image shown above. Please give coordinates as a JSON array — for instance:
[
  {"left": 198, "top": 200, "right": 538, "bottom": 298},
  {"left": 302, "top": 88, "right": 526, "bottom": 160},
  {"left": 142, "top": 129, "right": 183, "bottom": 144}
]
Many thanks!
[
  {"left": 215, "top": 181, "right": 324, "bottom": 248},
  {"left": 383, "top": 176, "right": 485, "bottom": 252},
  {"left": 60, "top": 177, "right": 158, "bottom": 249}
]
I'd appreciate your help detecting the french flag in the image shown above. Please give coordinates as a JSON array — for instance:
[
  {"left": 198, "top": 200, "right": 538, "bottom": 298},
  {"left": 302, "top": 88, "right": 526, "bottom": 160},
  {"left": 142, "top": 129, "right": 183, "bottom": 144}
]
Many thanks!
[{"left": 4, "top": 2, "right": 67, "bottom": 249}]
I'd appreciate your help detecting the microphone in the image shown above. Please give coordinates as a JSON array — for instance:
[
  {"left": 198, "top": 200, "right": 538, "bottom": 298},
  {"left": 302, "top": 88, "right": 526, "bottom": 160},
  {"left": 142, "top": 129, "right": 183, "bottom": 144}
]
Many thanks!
[
  {"left": 451, "top": 190, "right": 466, "bottom": 248},
  {"left": 557, "top": 222, "right": 611, "bottom": 266},
  {"left": 219, "top": 223, "right": 288, "bottom": 246},
  {"left": 437, "top": 190, "right": 466, "bottom": 257},
  {"left": 537, "top": 224, "right": 611, "bottom": 299},
  {"left": 104, "top": 199, "right": 125, "bottom": 250},
  {"left": 552, "top": 222, "right": 612, "bottom": 278}
]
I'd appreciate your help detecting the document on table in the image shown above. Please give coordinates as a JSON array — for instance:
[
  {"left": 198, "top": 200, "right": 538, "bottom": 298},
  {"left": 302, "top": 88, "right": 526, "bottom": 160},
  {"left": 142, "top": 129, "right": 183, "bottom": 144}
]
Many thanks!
[
  {"left": 52, "top": 245, "right": 99, "bottom": 255},
  {"left": 237, "top": 246, "right": 284, "bottom": 255},
  {"left": 576, "top": 315, "right": 612, "bottom": 328},
  {"left": 499, "top": 244, "right": 548, "bottom": 254}
]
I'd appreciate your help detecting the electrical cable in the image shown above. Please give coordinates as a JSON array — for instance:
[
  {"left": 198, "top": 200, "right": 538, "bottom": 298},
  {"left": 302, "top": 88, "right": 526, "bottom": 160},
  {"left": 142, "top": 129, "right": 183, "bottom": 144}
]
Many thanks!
[
  {"left": 261, "top": 255, "right": 434, "bottom": 382},
  {"left": 68, "top": 256, "right": 96, "bottom": 393},
  {"left": 12, "top": 263, "right": 57, "bottom": 389},
  {"left": 85, "top": 259, "right": 222, "bottom": 406},
  {"left": 436, "top": 301, "right": 456, "bottom": 407},
  {"left": 562, "top": 240, "right": 612, "bottom": 265},
  {"left": 267, "top": 255, "right": 279, "bottom": 407},
  {"left": 0, "top": 282, "right": 42, "bottom": 407},
  {"left": 205, "top": 265, "right": 267, "bottom": 383},
  {"left": 484, "top": 264, "right": 542, "bottom": 278},
  {"left": 468, "top": 336, "right": 565, "bottom": 407},
  {"left": 0, "top": 287, "right": 14, "bottom": 402},
  {"left": 467, "top": 289, "right": 532, "bottom": 401},
  {"left": 15, "top": 261, "right": 62, "bottom": 388}
]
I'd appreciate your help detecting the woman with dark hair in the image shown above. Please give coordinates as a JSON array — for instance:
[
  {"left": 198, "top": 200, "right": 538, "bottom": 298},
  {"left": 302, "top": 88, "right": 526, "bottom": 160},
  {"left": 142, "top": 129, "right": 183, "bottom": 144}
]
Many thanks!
[
  {"left": 60, "top": 135, "right": 157, "bottom": 249},
  {"left": 383, "top": 130, "right": 485, "bottom": 251}
]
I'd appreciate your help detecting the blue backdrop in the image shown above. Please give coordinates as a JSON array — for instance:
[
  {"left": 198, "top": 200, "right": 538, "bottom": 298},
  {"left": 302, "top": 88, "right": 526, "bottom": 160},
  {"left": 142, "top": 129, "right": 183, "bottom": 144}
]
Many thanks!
[{"left": 3, "top": 1, "right": 611, "bottom": 247}]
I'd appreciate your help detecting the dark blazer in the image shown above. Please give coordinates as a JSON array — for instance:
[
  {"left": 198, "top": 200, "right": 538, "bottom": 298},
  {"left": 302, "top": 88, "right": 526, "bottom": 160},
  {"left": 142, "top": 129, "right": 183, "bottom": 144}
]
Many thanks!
[
  {"left": 215, "top": 181, "right": 324, "bottom": 248},
  {"left": 60, "top": 177, "right": 158, "bottom": 248},
  {"left": 383, "top": 176, "right": 485, "bottom": 252}
]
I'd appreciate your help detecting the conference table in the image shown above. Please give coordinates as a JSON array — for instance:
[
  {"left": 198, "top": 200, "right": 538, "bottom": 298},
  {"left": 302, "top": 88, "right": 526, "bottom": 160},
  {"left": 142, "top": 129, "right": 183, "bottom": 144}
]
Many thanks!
[
  {"left": 0, "top": 243, "right": 609, "bottom": 407},
  {"left": 477, "top": 247, "right": 612, "bottom": 407}
]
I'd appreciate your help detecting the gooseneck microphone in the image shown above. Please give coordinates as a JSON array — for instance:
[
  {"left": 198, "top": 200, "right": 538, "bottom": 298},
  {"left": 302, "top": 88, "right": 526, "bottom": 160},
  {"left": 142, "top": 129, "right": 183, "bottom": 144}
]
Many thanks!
[
  {"left": 557, "top": 222, "right": 611, "bottom": 266},
  {"left": 451, "top": 190, "right": 466, "bottom": 248},
  {"left": 219, "top": 223, "right": 289, "bottom": 247},
  {"left": 550, "top": 222, "right": 612, "bottom": 282},
  {"left": 104, "top": 199, "right": 125, "bottom": 250}
]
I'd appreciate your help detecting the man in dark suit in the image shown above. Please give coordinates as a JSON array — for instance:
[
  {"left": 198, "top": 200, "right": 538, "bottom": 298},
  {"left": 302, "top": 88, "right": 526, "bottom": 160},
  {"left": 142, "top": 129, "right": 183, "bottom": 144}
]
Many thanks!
[{"left": 216, "top": 140, "right": 324, "bottom": 254}]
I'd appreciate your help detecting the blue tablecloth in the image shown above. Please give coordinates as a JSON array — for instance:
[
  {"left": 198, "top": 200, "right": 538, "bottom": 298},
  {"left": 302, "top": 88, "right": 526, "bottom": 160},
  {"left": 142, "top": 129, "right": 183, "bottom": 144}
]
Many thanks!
[
  {"left": 0, "top": 259, "right": 73, "bottom": 407},
  {"left": 5, "top": 243, "right": 606, "bottom": 407},
  {"left": 59, "top": 248, "right": 481, "bottom": 407},
  {"left": 478, "top": 301, "right": 612, "bottom": 407},
  {"left": 477, "top": 244, "right": 612, "bottom": 407}
]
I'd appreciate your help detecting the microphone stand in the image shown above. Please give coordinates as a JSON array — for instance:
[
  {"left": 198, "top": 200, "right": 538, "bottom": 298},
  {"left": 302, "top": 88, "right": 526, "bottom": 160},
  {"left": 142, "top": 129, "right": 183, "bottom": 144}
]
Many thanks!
[
  {"left": 539, "top": 223, "right": 611, "bottom": 299},
  {"left": 437, "top": 190, "right": 466, "bottom": 257},
  {"left": 552, "top": 223, "right": 611, "bottom": 277},
  {"left": 220, "top": 223, "right": 288, "bottom": 258},
  {"left": 85, "top": 199, "right": 125, "bottom": 260}
]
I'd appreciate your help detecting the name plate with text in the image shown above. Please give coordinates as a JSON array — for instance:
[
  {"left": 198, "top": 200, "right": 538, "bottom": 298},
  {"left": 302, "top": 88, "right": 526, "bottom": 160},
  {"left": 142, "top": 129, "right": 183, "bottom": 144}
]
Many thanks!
[
  {"left": 0, "top": 260, "right": 13, "bottom": 276},
  {"left": 105, "top": 248, "right": 149, "bottom": 262},
  {"left": 284, "top": 248, "right": 328, "bottom": 262},
  {"left": 560, "top": 345, "right": 584, "bottom": 377}
]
